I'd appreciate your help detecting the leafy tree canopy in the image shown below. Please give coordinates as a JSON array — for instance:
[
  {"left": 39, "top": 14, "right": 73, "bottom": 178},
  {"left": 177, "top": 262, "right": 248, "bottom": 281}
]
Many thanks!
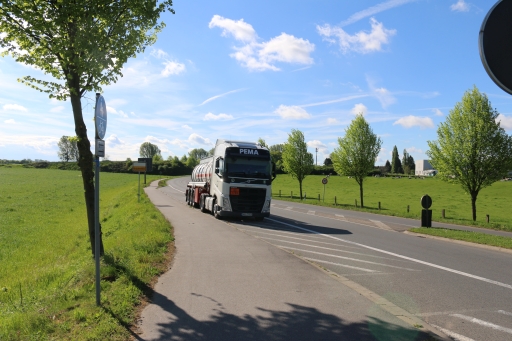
[
  {"left": 282, "top": 129, "right": 314, "bottom": 199},
  {"left": 140, "top": 142, "right": 161, "bottom": 159}
]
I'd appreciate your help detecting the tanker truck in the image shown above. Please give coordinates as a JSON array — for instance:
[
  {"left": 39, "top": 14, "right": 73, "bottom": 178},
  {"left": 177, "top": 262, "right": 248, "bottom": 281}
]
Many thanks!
[{"left": 185, "top": 139, "right": 276, "bottom": 219}]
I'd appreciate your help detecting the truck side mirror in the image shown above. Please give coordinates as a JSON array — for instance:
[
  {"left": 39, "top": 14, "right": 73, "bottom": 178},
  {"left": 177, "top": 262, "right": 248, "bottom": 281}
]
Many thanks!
[{"left": 272, "top": 162, "right": 277, "bottom": 181}]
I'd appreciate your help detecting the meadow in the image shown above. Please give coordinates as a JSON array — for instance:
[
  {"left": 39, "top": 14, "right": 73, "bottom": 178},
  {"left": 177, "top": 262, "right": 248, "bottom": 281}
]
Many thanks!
[
  {"left": 271, "top": 174, "right": 512, "bottom": 231},
  {"left": 0, "top": 166, "right": 173, "bottom": 340}
]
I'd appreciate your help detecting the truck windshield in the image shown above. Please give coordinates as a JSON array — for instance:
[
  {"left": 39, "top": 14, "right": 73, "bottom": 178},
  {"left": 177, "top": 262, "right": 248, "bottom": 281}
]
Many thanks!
[{"left": 226, "top": 158, "right": 271, "bottom": 179}]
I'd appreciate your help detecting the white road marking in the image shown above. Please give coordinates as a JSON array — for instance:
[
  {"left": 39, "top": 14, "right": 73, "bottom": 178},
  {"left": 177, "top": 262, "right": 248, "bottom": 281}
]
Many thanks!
[
  {"left": 286, "top": 206, "right": 293, "bottom": 210},
  {"left": 451, "top": 314, "right": 512, "bottom": 335},
  {"left": 498, "top": 310, "right": 512, "bottom": 317},
  {"left": 275, "top": 246, "right": 419, "bottom": 271},
  {"left": 335, "top": 214, "right": 346, "bottom": 220},
  {"left": 430, "top": 324, "right": 475, "bottom": 341},
  {"left": 169, "top": 183, "right": 185, "bottom": 194},
  {"left": 258, "top": 237, "right": 401, "bottom": 260},
  {"left": 267, "top": 217, "right": 512, "bottom": 291},
  {"left": 307, "top": 210, "right": 315, "bottom": 215},
  {"left": 239, "top": 224, "right": 346, "bottom": 243},
  {"left": 303, "top": 258, "right": 378, "bottom": 273},
  {"left": 370, "top": 219, "right": 393, "bottom": 231}
]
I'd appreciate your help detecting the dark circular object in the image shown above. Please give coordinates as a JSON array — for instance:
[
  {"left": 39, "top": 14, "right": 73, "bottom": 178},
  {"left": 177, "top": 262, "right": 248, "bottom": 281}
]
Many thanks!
[
  {"left": 421, "top": 195, "right": 432, "bottom": 209},
  {"left": 322, "top": 178, "right": 328, "bottom": 185},
  {"left": 479, "top": 0, "right": 512, "bottom": 95}
]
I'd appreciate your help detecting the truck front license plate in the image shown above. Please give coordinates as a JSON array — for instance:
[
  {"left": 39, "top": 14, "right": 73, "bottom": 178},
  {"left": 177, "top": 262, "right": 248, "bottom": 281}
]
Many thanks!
[{"left": 242, "top": 213, "right": 253, "bottom": 217}]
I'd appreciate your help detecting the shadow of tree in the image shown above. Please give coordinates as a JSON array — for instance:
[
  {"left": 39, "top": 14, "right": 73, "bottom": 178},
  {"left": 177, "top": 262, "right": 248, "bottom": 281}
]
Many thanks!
[{"left": 137, "top": 291, "right": 435, "bottom": 341}]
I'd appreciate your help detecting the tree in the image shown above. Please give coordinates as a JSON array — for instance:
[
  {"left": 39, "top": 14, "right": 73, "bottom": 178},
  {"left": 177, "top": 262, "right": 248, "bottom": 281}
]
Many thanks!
[
  {"left": 427, "top": 86, "right": 512, "bottom": 221},
  {"left": 391, "top": 146, "right": 402, "bottom": 174},
  {"left": 1, "top": 1, "right": 174, "bottom": 256},
  {"left": 269, "top": 143, "right": 284, "bottom": 171},
  {"left": 140, "top": 142, "right": 161, "bottom": 159},
  {"left": 282, "top": 129, "right": 314, "bottom": 199},
  {"left": 324, "top": 157, "right": 333, "bottom": 166},
  {"left": 188, "top": 148, "right": 209, "bottom": 160},
  {"left": 57, "top": 135, "right": 79, "bottom": 162},
  {"left": 384, "top": 160, "right": 392, "bottom": 173},
  {"left": 332, "top": 114, "right": 382, "bottom": 208},
  {"left": 257, "top": 138, "right": 269, "bottom": 149}
]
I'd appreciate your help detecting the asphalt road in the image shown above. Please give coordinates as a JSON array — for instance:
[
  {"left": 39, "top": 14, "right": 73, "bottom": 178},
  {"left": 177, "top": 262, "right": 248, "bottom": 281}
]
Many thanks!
[{"left": 140, "top": 177, "right": 512, "bottom": 341}]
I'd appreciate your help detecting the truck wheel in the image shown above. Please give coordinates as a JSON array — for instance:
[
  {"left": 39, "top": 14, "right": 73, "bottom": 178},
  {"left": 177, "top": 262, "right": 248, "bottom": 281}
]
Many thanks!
[
  {"left": 200, "top": 195, "right": 208, "bottom": 213},
  {"left": 213, "top": 199, "right": 222, "bottom": 220}
]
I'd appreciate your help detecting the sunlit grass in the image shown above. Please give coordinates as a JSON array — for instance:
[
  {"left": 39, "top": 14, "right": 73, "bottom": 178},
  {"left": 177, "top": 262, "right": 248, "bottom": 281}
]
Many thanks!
[
  {"left": 272, "top": 174, "right": 512, "bottom": 231},
  {"left": 0, "top": 166, "right": 174, "bottom": 340},
  {"left": 409, "top": 228, "right": 512, "bottom": 249}
]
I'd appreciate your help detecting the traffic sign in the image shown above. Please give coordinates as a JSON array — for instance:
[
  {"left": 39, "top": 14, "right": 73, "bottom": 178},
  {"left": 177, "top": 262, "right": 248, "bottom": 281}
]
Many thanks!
[
  {"left": 322, "top": 177, "right": 328, "bottom": 185},
  {"left": 95, "top": 95, "right": 107, "bottom": 139},
  {"left": 132, "top": 162, "right": 147, "bottom": 172},
  {"left": 479, "top": 0, "right": 512, "bottom": 95}
]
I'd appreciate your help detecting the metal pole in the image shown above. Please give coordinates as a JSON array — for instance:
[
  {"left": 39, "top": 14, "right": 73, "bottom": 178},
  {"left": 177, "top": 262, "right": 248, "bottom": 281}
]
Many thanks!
[
  {"left": 138, "top": 172, "right": 141, "bottom": 202},
  {"left": 323, "top": 184, "right": 325, "bottom": 202},
  {"left": 94, "top": 94, "right": 101, "bottom": 307}
]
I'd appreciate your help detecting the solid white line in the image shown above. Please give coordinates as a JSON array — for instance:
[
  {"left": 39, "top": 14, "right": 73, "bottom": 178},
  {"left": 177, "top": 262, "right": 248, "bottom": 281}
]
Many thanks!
[
  {"left": 169, "top": 183, "right": 185, "bottom": 194},
  {"left": 303, "top": 257, "right": 378, "bottom": 273},
  {"left": 239, "top": 224, "right": 344, "bottom": 242},
  {"left": 451, "top": 314, "right": 512, "bottom": 335},
  {"left": 275, "top": 246, "right": 419, "bottom": 271},
  {"left": 257, "top": 237, "right": 400, "bottom": 260},
  {"left": 430, "top": 324, "right": 475, "bottom": 341},
  {"left": 498, "top": 310, "right": 512, "bottom": 317},
  {"left": 267, "top": 217, "right": 512, "bottom": 290}
]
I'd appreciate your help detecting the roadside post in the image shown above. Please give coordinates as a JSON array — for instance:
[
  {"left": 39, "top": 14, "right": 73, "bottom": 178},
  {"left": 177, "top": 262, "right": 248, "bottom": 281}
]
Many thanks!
[
  {"left": 132, "top": 162, "right": 147, "bottom": 202},
  {"left": 321, "top": 176, "right": 329, "bottom": 203},
  {"left": 420, "top": 194, "right": 432, "bottom": 227},
  {"left": 94, "top": 93, "right": 107, "bottom": 306},
  {"left": 138, "top": 158, "right": 153, "bottom": 184}
]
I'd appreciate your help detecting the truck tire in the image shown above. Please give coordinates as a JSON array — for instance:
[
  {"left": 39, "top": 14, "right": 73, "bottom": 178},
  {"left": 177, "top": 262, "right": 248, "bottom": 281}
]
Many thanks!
[
  {"left": 200, "top": 194, "right": 208, "bottom": 213},
  {"left": 213, "top": 199, "right": 222, "bottom": 220}
]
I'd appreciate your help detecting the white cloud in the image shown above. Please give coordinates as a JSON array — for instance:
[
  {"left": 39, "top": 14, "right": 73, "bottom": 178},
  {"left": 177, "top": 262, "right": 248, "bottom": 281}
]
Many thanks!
[
  {"left": 188, "top": 133, "right": 211, "bottom": 145},
  {"left": 162, "top": 61, "right": 186, "bottom": 77},
  {"left": 432, "top": 108, "right": 443, "bottom": 116},
  {"left": 3, "top": 104, "right": 28, "bottom": 112},
  {"left": 106, "top": 106, "right": 118, "bottom": 114},
  {"left": 209, "top": 15, "right": 257, "bottom": 43},
  {"left": 4, "top": 119, "right": 16, "bottom": 124},
  {"left": 50, "top": 106, "right": 65, "bottom": 113},
  {"left": 340, "top": 0, "right": 417, "bottom": 27},
  {"left": 274, "top": 105, "right": 311, "bottom": 120},
  {"left": 393, "top": 115, "right": 434, "bottom": 129},
  {"left": 210, "top": 15, "right": 314, "bottom": 71},
  {"left": 317, "top": 18, "right": 396, "bottom": 54},
  {"left": 451, "top": 0, "right": 469, "bottom": 12},
  {"left": 203, "top": 113, "right": 234, "bottom": 121},
  {"left": 151, "top": 48, "right": 168, "bottom": 59},
  {"left": 327, "top": 118, "right": 339, "bottom": 124},
  {"left": 367, "top": 76, "right": 396, "bottom": 108},
  {"left": 406, "top": 146, "right": 423, "bottom": 154},
  {"left": 497, "top": 114, "right": 512, "bottom": 130},
  {"left": 200, "top": 88, "right": 247, "bottom": 105},
  {"left": 181, "top": 125, "right": 192, "bottom": 130},
  {"left": 351, "top": 103, "right": 368, "bottom": 116},
  {"left": 307, "top": 140, "right": 328, "bottom": 153},
  {"left": 105, "top": 134, "right": 124, "bottom": 147}
]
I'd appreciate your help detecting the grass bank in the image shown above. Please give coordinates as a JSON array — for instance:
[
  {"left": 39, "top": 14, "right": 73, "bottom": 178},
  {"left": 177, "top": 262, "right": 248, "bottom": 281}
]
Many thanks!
[
  {"left": 271, "top": 174, "right": 512, "bottom": 231},
  {"left": 0, "top": 166, "right": 174, "bottom": 340},
  {"left": 409, "top": 228, "right": 512, "bottom": 250}
]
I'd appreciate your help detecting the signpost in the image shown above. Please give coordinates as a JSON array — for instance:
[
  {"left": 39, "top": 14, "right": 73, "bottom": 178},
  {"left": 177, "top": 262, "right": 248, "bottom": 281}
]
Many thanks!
[
  {"left": 133, "top": 162, "right": 147, "bottom": 202},
  {"left": 94, "top": 93, "right": 107, "bottom": 306},
  {"left": 321, "top": 176, "right": 328, "bottom": 202},
  {"left": 138, "top": 157, "right": 153, "bottom": 184}
]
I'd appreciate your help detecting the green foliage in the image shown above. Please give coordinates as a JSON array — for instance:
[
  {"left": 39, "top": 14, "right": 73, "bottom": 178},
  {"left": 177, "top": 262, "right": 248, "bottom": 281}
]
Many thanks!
[
  {"left": 0, "top": 168, "right": 174, "bottom": 340},
  {"left": 410, "top": 228, "right": 512, "bottom": 249},
  {"left": 331, "top": 114, "right": 382, "bottom": 207},
  {"left": 57, "top": 136, "right": 79, "bottom": 162},
  {"left": 427, "top": 86, "right": 512, "bottom": 221},
  {"left": 282, "top": 129, "right": 314, "bottom": 198},
  {"left": 188, "top": 148, "right": 209, "bottom": 161},
  {"left": 139, "top": 142, "right": 161, "bottom": 159},
  {"left": 391, "top": 146, "right": 402, "bottom": 174}
]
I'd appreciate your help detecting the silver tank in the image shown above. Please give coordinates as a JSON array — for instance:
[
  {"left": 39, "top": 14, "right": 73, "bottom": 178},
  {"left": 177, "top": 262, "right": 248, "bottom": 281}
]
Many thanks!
[{"left": 191, "top": 157, "right": 213, "bottom": 183}]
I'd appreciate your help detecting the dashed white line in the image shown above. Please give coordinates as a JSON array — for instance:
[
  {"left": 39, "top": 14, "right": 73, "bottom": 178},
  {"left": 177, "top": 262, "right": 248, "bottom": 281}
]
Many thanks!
[
  {"left": 307, "top": 210, "right": 315, "bottom": 215},
  {"left": 286, "top": 206, "right": 293, "bottom": 210},
  {"left": 451, "top": 314, "right": 512, "bottom": 334},
  {"left": 498, "top": 310, "right": 512, "bottom": 317},
  {"left": 275, "top": 246, "right": 420, "bottom": 271},
  {"left": 370, "top": 219, "right": 393, "bottom": 231},
  {"left": 303, "top": 258, "right": 378, "bottom": 273},
  {"left": 430, "top": 324, "right": 475, "bottom": 341},
  {"left": 267, "top": 217, "right": 512, "bottom": 290}
]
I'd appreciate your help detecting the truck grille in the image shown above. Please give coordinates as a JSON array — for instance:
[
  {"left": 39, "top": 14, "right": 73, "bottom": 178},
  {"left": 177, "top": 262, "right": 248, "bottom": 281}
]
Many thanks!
[{"left": 230, "top": 188, "right": 266, "bottom": 212}]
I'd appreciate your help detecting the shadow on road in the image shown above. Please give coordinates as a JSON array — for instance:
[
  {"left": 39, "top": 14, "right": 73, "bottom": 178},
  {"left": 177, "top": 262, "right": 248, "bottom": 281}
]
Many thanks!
[{"left": 137, "top": 291, "right": 432, "bottom": 341}]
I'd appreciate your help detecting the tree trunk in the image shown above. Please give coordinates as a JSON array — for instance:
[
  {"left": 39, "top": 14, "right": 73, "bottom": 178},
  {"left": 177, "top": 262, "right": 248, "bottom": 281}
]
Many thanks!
[
  {"left": 471, "top": 192, "right": 477, "bottom": 222},
  {"left": 299, "top": 179, "right": 303, "bottom": 200},
  {"left": 69, "top": 91, "right": 104, "bottom": 256},
  {"left": 359, "top": 180, "right": 364, "bottom": 208}
]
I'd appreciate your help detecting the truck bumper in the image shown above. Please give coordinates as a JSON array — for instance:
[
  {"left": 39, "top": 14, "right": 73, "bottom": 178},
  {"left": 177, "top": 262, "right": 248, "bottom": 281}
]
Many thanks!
[{"left": 217, "top": 211, "right": 270, "bottom": 218}]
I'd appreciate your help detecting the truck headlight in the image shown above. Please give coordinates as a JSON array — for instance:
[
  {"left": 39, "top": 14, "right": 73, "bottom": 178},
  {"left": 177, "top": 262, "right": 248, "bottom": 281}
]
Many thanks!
[
  {"left": 262, "top": 199, "right": 271, "bottom": 213},
  {"left": 222, "top": 195, "right": 232, "bottom": 211}
]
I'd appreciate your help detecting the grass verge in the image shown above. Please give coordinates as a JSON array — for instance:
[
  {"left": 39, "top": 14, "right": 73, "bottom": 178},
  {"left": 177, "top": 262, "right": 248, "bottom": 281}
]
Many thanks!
[
  {"left": 0, "top": 167, "right": 175, "bottom": 340},
  {"left": 409, "top": 228, "right": 512, "bottom": 249}
]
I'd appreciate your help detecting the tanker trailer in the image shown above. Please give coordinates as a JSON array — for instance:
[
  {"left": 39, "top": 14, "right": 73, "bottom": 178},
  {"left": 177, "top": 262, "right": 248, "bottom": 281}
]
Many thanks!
[{"left": 186, "top": 139, "right": 276, "bottom": 220}]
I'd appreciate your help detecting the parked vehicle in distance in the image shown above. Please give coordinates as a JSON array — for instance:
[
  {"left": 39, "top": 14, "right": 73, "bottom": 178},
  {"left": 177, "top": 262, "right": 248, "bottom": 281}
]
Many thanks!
[{"left": 185, "top": 139, "right": 276, "bottom": 220}]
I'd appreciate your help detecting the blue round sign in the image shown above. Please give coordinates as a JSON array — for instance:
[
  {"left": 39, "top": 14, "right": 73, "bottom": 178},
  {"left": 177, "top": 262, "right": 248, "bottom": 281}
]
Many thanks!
[{"left": 95, "top": 95, "right": 107, "bottom": 140}]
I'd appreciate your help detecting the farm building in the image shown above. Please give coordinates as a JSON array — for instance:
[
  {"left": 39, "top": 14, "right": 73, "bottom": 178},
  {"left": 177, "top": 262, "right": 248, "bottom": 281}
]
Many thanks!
[{"left": 415, "top": 160, "right": 436, "bottom": 176}]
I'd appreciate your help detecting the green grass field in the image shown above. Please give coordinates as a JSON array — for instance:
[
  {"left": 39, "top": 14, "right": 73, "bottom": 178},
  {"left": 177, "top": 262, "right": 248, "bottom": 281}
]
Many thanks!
[
  {"left": 0, "top": 166, "right": 173, "bottom": 340},
  {"left": 409, "top": 228, "right": 512, "bottom": 249},
  {"left": 271, "top": 174, "right": 512, "bottom": 231}
]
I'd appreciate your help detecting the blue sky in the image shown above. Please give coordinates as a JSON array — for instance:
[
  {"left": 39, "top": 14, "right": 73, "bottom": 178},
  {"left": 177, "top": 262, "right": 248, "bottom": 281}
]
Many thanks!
[{"left": 1, "top": 0, "right": 511, "bottom": 165}]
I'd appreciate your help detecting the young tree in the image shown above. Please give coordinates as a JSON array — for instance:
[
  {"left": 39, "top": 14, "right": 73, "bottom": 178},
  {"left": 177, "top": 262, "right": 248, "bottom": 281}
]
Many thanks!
[
  {"left": 384, "top": 160, "right": 392, "bottom": 173},
  {"left": 427, "top": 86, "right": 512, "bottom": 221},
  {"left": 332, "top": 114, "right": 382, "bottom": 208},
  {"left": 1, "top": 1, "right": 174, "bottom": 256},
  {"left": 57, "top": 135, "right": 79, "bottom": 162},
  {"left": 140, "top": 142, "right": 161, "bottom": 159},
  {"left": 282, "top": 129, "right": 314, "bottom": 199}
]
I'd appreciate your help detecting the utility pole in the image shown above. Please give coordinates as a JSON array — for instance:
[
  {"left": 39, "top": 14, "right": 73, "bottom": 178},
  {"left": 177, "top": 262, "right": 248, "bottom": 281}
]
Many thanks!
[{"left": 315, "top": 148, "right": 318, "bottom": 165}]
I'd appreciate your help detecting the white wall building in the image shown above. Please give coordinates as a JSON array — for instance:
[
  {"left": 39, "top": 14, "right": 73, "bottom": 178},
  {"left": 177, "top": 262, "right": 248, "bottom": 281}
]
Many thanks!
[{"left": 415, "top": 160, "right": 436, "bottom": 176}]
